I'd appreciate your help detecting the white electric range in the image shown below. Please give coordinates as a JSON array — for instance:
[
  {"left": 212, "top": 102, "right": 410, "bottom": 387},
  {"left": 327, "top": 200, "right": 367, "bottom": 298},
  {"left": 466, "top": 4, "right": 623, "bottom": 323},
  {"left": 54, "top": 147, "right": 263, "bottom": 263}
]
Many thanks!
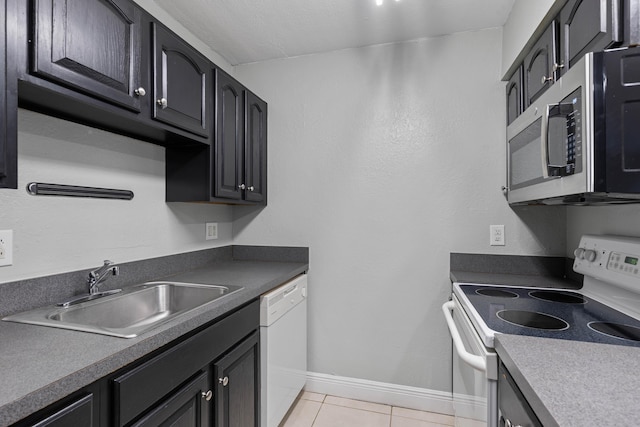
[{"left": 443, "top": 235, "right": 640, "bottom": 427}]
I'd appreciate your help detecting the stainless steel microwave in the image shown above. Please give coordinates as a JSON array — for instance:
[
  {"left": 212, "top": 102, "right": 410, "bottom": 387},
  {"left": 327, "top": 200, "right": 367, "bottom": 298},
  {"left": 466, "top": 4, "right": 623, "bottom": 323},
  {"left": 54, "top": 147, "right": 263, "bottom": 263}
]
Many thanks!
[{"left": 506, "top": 49, "right": 640, "bottom": 205}]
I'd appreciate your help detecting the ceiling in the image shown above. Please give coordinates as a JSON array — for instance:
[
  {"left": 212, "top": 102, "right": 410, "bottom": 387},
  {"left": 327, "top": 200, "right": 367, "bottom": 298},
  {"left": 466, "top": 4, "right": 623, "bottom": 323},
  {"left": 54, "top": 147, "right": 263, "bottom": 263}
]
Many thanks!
[{"left": 154, "top": 0, "right": 516, "bottom": 66}]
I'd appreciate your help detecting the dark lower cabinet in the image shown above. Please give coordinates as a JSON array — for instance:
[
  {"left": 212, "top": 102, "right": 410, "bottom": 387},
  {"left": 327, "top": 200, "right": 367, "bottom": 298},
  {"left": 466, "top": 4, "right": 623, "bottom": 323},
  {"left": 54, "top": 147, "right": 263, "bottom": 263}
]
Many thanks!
[
  {"left": 31, "top": 0, "right": 144, "bottom": 111},
  {"left": 131, "top": 372, "right": 211, "bottom": 427},
  {"left": 30, "top": 394, "right": 95, "bottom": 427},
  {"left": 214, "top": 331, "right": 260, "bottom": 427},
  {"left": 11, "top": 301, "right": 261, "bottom": 427},
  {"left": 498, "top": 362, "right": 541, "bottom": 427}
]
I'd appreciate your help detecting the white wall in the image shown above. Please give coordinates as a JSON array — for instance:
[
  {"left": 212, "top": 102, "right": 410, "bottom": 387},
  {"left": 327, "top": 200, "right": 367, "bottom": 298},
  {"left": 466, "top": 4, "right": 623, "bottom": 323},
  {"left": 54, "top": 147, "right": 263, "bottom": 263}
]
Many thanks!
[
  {"left": 234, "top": 29, "right": 566, "bottom": 392},
  {"left": 0, "top": 110, "right": 234, "bottom": 283}
]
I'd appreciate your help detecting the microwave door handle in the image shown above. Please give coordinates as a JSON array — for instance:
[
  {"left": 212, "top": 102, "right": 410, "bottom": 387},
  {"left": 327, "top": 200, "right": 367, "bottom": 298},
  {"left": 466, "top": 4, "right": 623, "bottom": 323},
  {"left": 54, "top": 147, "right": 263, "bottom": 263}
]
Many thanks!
[
  {"left": 442, "top": 301, "right": 487, "bottom": 373},
  {"left": 540, "top": 104, "right": 560, "bottom": 179},
  {"left": 542, "top": 103, "right": 574, "bottom": 178}
]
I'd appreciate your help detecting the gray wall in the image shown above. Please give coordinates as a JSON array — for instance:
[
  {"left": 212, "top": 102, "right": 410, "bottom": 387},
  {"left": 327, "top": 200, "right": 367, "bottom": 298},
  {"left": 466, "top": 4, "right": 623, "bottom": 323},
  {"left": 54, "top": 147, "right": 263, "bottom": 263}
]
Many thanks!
[
  {"left": 566, "top": 206, "right": 640, "bottom": 256},
  {"left": 234, "top": 28, "right": 566, "bottom": 392}
]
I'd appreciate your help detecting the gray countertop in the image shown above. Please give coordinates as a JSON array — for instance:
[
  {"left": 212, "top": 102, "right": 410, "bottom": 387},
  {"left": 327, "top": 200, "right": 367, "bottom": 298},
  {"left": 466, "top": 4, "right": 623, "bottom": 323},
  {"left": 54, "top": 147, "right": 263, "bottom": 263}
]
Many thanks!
[
  {"left": 495, "top": 334, "right": 640, "bottom": 426},
  {"left": 0, "top": 259, "right": 308, "bottom": 427}
]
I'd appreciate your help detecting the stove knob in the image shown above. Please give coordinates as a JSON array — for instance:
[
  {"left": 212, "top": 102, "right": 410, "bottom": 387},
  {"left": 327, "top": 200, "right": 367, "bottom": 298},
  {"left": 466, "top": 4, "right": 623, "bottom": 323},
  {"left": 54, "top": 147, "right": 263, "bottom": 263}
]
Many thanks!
[
  {"left": 574, "top": 248, "right": 585, "bottom": 259},
  {"left": 584, "top": 249, "right": 597, "bottom": 262}
]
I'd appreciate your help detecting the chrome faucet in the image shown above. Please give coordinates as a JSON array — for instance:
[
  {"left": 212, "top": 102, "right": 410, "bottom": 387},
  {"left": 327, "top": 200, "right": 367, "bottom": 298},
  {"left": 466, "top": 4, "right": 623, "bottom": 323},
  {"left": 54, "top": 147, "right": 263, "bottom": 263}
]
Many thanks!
[
  {"left": 88, "top": 260, "right": 120, "bottom": 295},
  {"left": 57, "top": 260, "right": 122, "bottom": 307}
]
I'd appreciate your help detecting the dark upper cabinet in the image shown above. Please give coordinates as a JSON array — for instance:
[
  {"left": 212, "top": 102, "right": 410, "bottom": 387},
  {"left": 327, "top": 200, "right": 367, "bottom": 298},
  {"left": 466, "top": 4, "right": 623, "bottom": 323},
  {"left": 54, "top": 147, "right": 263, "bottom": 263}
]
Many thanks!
[
  {"left": 244, "top": 91, "right": 267, "bottom": 203},
  {"left": 152, "top": 23, "right": 210, "bottom": 138},
  {"left": 31, "top": 0, "right": 144, "bottom": 111},
  {"left": 214, "top": 331, "right": 260, "bottom": 427},
  {"left": 213, "top": 69, "right": 268, "bottom": 204},
  {"left": 214, "top": 69, "right": 244, "bottom": 200},
  {"left": 524, "top": 21, "right": 558, "bottom": 107},
  {"left": 506, "top": 65, "right": 523, "bottom": 126},
  {"left": 559, "top": 0, "right": 622, "bottom": 69}
]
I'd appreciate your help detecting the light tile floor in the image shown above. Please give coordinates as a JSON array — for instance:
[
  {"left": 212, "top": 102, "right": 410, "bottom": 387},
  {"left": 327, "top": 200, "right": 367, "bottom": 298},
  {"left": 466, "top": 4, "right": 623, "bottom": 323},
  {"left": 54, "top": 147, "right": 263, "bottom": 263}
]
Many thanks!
[{"left": 280, "top": 391, "right": 455, "bottom": 427}]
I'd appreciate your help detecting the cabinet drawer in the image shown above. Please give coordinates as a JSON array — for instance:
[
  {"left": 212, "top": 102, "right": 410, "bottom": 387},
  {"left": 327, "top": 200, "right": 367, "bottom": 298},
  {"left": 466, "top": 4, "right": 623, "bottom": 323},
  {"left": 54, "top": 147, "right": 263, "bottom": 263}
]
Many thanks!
[
  {"left": 30, "top": 394, "right": 94, "bottom": 427},
  {"left": 113, "top": 300, "right": 259, "bottom": 426}
]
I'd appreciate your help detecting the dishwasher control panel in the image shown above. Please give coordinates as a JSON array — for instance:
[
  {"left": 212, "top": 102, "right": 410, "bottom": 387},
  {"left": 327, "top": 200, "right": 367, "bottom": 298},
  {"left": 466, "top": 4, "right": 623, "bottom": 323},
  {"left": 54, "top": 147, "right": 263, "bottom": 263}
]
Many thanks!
[{"left": 260, "top": 274, "right": 307, "bottom": 326}]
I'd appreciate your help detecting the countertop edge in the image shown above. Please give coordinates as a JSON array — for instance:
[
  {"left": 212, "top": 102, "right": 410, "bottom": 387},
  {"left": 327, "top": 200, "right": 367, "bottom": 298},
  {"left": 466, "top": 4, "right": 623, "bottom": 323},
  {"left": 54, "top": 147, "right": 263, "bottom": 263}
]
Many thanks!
[{"left": 494, "top": 336, "right": 560, "bottom": 427}]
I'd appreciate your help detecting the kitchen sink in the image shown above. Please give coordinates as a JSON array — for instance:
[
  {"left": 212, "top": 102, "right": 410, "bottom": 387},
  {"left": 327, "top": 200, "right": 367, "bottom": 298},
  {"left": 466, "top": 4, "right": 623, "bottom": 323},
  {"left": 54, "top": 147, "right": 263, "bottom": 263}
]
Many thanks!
[{"left": 2, "top": 282, "right": 243, "bottom": 338}]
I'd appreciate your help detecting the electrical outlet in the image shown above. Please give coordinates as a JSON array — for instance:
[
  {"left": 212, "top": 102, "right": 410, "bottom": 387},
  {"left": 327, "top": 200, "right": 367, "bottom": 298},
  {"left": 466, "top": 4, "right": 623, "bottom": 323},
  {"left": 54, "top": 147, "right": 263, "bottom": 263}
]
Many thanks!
[
  {"left": 205, "top": 223, "right": 218, "bottom": 240},
  {"left": 490, "top": 225, "right": 505, "bottom": 246},
  {"left": 0, "top": 230, "right": 13, "bottom": 266}
]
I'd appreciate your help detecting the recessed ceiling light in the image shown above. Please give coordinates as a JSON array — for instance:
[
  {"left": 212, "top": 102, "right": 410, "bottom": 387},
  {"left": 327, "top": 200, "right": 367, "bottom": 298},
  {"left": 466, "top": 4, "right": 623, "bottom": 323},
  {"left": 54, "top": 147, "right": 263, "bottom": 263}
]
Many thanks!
[{"left": 376, "top": 0, "right": 400, "bottom": 5}]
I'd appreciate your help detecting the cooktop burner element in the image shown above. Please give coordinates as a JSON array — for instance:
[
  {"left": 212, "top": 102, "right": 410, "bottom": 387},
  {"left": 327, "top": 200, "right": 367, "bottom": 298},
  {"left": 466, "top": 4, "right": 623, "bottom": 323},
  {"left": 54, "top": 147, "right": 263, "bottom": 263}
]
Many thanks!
[
  {"left": 475, "top": 288, "right": 518, "bottom": 298},
  {"left": 496, "top": 310, "right": 569, "bottom": 330},
  {"left": 588, "top": 322, "right": 640, "bottom": 342},
  {"left": 528, "top": 290, "right": 586, "bottom": 304}
]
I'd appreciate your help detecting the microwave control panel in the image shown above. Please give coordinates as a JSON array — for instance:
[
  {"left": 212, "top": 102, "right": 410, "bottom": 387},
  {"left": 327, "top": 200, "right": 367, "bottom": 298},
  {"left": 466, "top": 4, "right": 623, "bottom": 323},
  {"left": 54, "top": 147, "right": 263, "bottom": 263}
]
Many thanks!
[{"left": 565, "top": 88, "right": 582, "bottom": 174}]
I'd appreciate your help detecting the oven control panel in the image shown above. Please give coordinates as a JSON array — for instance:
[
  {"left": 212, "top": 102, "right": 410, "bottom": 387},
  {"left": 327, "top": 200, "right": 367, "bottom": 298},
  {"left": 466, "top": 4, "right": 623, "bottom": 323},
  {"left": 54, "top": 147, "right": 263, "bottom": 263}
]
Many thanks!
[
  {"left": 574, "top": 235, "right": 640, "bottom": 290},
  {"left": 607, "top": 252, "right": 640, "bottom": 276}
]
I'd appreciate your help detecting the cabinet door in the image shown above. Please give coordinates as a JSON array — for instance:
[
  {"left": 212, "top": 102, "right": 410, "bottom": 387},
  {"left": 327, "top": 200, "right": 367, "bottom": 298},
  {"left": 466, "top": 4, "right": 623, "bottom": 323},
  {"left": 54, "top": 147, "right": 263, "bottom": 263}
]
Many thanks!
[
  {"left": 560, "top": 0, "right": 621, "bottom": 69},
  {"left": 0, "top": 0, "right": 17, "bottom": 189},
  {"left": 30, "top": 394, "right": 95, "bottom": 427},
  {"left": 214, "top": 69, "right": 244, "bottom": 200},
  {"left": 132, "top": 372, "right": 211, "bottom": 427},
  {"left": 152, "top": 23, "right": 209, "bottom": 137},
  {"left": 524, "top": 22, "right": 558, "bottom": 107},
  {"left": 31, "top": 0, "right": 144, "bottom": 111},
  {"left": 506, "top": 65, "right": 523, "bottom": 126},
  {"left": 214, "top": 331, "right": 260, "bottom": 427},
  {"left": 244, "top": 91, "right": 267, "bottom": 203}
]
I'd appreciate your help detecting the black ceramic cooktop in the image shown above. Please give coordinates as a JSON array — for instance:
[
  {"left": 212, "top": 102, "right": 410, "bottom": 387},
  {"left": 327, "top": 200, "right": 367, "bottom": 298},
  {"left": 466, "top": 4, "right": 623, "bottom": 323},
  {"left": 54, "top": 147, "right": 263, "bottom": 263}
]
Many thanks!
[{"left": 458, "top": 284, "right": 640, "bottom": 347}]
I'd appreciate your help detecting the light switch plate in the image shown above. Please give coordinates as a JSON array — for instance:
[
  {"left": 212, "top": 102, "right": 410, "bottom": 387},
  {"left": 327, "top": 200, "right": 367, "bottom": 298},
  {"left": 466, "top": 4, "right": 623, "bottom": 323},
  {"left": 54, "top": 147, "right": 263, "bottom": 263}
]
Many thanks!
[
  {"left": 0, "top": 230, "right": 13, "bottom": 266},
  {"left": 205, "top": 223, "right": 218, "bottom": 240}
]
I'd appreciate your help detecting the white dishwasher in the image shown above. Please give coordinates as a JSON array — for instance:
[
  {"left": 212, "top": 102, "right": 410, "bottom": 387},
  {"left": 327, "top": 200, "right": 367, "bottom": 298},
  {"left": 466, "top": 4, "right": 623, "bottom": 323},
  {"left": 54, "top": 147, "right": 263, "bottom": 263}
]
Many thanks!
[{"left": 260, "top": 274, "right": 308, "bottom": 427}]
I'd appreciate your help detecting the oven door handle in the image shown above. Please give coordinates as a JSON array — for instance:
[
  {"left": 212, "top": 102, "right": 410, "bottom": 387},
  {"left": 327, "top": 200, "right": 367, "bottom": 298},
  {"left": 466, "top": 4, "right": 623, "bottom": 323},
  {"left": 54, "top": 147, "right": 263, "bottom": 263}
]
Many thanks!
[{"left": 442, "top": 301, "right": 487, "bottom": 373}]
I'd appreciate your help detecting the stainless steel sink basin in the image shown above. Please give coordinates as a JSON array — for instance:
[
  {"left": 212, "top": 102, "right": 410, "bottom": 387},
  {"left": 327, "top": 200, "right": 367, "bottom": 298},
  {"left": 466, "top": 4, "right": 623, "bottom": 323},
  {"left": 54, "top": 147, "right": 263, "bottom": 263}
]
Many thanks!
[{"left": 3, "top": 282, "right": 243, "bottom": 338}]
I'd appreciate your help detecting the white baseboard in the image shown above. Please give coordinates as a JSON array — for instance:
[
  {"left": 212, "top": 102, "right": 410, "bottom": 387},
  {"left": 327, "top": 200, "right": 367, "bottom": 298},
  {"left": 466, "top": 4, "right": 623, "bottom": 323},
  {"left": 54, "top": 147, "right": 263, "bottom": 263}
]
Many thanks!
[{"left": 304, "top": 371, "right": 454, "bottom": 416}]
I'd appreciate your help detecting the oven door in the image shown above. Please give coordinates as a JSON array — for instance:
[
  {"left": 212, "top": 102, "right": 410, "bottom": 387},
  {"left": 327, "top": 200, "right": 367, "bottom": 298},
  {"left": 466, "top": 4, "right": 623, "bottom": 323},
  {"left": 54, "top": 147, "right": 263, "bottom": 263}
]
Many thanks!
[{"left": 443, "top": 296, "right": 498, "bottom": 427}]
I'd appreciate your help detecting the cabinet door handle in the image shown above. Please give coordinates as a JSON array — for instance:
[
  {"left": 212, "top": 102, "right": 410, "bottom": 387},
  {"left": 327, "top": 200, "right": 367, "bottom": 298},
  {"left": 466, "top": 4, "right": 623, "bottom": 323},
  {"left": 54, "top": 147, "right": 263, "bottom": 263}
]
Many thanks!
[
  {"left": 157, "top": 98, "right": 168, "bottom": 109},
  {"left": 201, "top": 390, "right": 213, "bottom": 401},
  {"left": 552, "top": 62, "right": 564, "bottom": 72},
  {"left": 238, "top": 184, "right": 246, "bottom": 190},
  {"left": 541, "top": 75, "right": 554, "bottom": 84},
  {"left": 134, "top": 87, "right": 146, "bottom": 97},
  {"left": 219, "top": 376, "right": 229, "bottom": 386},
  {"left": 247, "top": 186, "right": 255, "bottom": 191}
]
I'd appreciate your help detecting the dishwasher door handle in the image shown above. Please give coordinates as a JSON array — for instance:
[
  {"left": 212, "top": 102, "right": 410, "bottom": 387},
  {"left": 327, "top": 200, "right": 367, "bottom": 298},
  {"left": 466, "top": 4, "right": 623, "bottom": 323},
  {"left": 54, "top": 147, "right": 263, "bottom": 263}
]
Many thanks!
[{"left": 442, "top": 301, "right": 487, "bottom": 373}]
